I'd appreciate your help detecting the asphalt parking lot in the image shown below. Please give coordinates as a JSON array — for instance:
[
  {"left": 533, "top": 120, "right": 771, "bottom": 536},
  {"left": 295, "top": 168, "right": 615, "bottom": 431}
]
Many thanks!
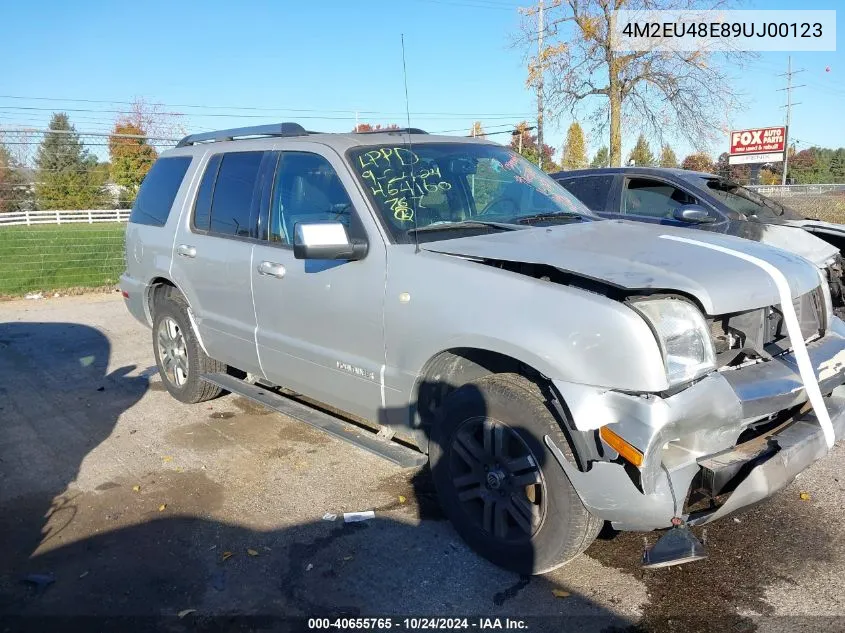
[{"left": 1, "top": 293, "right": 845, "bottom": 632}]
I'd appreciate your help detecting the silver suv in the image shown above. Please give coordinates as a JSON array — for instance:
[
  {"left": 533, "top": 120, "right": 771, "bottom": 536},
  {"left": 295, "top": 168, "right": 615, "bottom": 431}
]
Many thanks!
[{"left": 122, "top": 123, "right": 845, "bottom": 573}]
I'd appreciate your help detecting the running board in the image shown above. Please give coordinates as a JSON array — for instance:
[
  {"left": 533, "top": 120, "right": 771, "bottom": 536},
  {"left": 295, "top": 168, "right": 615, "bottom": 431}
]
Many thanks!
[{"left": 201, "top": 372, "right": 427, "bottom": 469}]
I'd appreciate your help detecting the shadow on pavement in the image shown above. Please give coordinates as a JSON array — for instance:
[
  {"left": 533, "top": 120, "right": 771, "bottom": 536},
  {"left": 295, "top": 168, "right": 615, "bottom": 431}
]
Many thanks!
[
  {"left": 3, "top": 321, "right": 837, "bottom": 632},
  {"left": 0, "top": 322, "right": 633, "bottom": 632}
]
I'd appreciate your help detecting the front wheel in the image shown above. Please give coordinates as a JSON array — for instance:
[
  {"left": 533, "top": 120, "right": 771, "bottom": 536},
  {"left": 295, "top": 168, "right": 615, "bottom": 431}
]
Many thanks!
[
  {"left": 429, "top": 373, "right": 601, "bottom": 574},
  {"left": 152, "top": 291, "right": 225, "bottom": 404}
]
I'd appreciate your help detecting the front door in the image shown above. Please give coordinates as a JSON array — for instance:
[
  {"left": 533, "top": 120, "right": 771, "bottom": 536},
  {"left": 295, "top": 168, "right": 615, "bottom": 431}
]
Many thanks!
[
  {"left": 620, "top": 177, "right": 701, "bottom": 226},
  {"left": 251, "top": 147, "right": 386, "bottom": 423}
]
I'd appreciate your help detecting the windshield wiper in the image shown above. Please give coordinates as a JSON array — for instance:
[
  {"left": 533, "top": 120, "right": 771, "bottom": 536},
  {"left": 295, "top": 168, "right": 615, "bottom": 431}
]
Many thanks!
[
  {"left": 406, "top": 220, "right": 519, "bottom": 235},
  {"left": 515, "top": 212, "right": 585, "bottom": 225}
]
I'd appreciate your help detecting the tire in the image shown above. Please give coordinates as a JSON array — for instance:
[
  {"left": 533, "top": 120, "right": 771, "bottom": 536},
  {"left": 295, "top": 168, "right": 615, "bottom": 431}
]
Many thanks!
[
  {"left": 152, "top": 290, "right": 225, "bottom": 404},
  {"left": 429, "top": 373, "right": 602, "bottom": 574}
]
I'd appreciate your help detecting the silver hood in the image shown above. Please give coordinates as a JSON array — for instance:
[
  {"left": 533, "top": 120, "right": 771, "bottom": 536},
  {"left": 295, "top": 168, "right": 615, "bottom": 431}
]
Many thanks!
[{"left": 422, "top": 220, "right": 822, "bottom": 315}]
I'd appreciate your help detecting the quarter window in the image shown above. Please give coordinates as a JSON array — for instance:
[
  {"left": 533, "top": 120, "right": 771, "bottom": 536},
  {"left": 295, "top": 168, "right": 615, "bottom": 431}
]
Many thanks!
[{"left": 130, "top": 156, "right": 192, "bottom": 227}]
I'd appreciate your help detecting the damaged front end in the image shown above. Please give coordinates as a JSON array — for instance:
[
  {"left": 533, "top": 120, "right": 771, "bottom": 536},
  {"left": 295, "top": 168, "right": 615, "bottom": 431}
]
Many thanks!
[{"left": 548, "top": 304, "right": 845, "bottom": 533}]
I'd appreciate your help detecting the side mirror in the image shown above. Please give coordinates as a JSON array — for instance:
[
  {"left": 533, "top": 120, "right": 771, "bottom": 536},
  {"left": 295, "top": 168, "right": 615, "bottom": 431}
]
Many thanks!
[
  {"left": 673, "top": 205, "right": 716, "bottom": 224},
  {"left": 293, "top": 222, "right": 368, "bottom": 261}
]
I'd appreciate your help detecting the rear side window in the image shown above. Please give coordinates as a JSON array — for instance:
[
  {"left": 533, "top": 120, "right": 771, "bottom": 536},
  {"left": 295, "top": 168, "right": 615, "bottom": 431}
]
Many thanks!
[
  {"left": 558, "top": 175, "right": 613, "bottom": 212},
  {"left": 129, "top": 156, "right": 191, "bottom": 226},
  {"left": 207, "top": 152, "right": 264, "bottom": 237}
]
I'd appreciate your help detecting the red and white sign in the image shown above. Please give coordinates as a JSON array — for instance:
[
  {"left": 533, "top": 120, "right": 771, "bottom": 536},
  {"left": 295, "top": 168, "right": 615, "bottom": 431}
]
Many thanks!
[
  {"left": 729, "top": 127, "right": 786, "bottom": 156},
  {"left": 728, "top": 152, "right": 784, "bottom": 165}
]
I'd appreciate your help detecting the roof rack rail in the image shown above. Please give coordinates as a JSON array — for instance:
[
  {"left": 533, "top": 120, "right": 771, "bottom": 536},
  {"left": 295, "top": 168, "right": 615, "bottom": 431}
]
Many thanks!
[
  {"left": 354, "top": 127, "right": 428, "bottom": 135},
  {"left": 176, "top": 122, "right": 311, "bottom": 147}
]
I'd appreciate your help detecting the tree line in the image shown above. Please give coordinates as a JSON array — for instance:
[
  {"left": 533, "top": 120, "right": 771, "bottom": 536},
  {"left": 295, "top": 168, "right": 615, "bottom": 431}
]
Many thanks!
[
  {"left": 0, "top": 107, "right": 165, "bottom": 213},
  {"left": 468, "top": 120, "right": 844, "bottom": 185}
]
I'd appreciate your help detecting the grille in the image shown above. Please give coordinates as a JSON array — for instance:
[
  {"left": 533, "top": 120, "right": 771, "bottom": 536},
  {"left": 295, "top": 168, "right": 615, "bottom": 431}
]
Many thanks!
[
  {"left": 786, "top": 286, "right": 825, "bottom": 343},
  {"left": 710, "top": 286, "right": 825, "bottom": 366}
]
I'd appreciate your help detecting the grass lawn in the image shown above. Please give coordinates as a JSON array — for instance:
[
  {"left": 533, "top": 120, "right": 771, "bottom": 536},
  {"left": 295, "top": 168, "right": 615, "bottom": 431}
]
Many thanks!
[
  {"left": 0, "top": 222, "right": 126, "bottom": 296},
  {"left": 775, "top": 193, "right": 845, "bottom": 224}
]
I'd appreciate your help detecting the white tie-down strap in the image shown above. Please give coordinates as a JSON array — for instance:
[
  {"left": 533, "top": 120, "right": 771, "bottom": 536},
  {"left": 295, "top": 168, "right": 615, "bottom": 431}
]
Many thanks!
[{"left": 660, "top": 234, "right": 835, "bottom": 448}]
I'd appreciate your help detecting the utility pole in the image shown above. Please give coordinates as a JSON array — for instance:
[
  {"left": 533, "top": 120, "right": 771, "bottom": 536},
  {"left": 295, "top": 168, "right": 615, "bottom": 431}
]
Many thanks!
[
  {"left": 536, "top": 0, "right": 544, "bottom": 170},
  {"left": 778, "top": 56, "right": 805, "bottom": 185}
]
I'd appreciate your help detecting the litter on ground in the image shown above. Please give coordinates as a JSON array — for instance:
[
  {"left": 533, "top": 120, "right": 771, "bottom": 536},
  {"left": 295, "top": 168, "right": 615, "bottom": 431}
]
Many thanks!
[{"left": 343, "top": 510, "right": 375, "bottom": 523}]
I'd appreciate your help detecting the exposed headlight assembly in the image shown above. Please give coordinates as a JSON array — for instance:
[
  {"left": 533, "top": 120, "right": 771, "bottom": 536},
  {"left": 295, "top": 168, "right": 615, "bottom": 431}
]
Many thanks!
[{"left": 630, "top": 297, "right": 716, "bottom": 388}]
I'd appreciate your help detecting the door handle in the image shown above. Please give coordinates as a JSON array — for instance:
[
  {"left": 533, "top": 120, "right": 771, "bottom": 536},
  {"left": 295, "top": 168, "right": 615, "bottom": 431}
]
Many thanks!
[
  {"left": 257, "top": 261, "right": 286, "bottom": 279},
  {"left": 176, "top": 244, "right": 197, "bottom": 258}
]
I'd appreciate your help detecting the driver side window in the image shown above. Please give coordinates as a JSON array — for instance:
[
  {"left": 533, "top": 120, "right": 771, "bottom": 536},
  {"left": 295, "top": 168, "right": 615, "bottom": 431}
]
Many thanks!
[
  {"left": 623, "top": 178, "right": 697, "bottom": 219},
  {"left": 269, "top": 152, "right": 356, "bottom": 245}
]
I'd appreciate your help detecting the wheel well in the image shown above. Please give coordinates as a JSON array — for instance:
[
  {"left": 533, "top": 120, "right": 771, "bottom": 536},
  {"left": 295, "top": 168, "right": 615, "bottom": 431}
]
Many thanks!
[
  {"left": 415, "top": 348, "right": 545, "bottom": 426},
  {"left": 414, "top": 348, "right": 599, "bottom": 470},
  {"left": 147, "top": 277, "right": 179, "bottom": 319}
]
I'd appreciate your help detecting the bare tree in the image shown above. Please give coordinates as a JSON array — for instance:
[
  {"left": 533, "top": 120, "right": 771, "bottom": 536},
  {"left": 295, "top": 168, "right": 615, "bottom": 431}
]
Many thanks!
[
  {"left": 521, "top": 0, "right": 748, "bottom": 166},
  {"left": 121, "top": 97, "right": 186, "bottom": 140}
]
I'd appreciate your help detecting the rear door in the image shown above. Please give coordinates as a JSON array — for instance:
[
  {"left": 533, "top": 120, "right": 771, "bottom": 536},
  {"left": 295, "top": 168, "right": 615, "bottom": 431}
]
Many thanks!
[
  {"left": 170, "top": 150, "right": 266, "bottom": 375},
  {"left": 250, "top": 146, "right": 386, "bottom": 423}
]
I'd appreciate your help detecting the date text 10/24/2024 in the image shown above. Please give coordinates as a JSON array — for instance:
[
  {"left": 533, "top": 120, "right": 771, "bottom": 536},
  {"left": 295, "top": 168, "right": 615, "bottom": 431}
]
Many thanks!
[{"left": 308, "top": 618, "right": 528, "bottom": 630}]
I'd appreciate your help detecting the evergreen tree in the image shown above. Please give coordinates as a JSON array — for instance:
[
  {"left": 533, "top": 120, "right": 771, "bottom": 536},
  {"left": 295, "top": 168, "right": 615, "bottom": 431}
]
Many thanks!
[
  {"left": 35, "top": 113, "right": 104, "bottom": 210},
  {"left": 561, "top": 122, "right": 588, "bottom": 170},
  {"left": 590, "top": 146, "right": 610, "bottom": 168},
  {"left": 628, "top": 134, "right": 655, "bottom": 167},
  {"left": 659, "top": 145, "right": 679, "bottom": 168},
  {"left": 830, "top": 148, "right": 845, "bottom": 182}
]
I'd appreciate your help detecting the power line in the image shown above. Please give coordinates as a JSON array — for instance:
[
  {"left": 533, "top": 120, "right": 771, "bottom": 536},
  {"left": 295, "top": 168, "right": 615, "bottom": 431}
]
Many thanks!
[
  {"left": 0, "top": 128, "right": 178, "bottom": 140},
  {"left": 0, "top": 95, "right": 533, "bottom": 118},
  {"left": 429, "top": 122, "right": 522, "bottom": 134}
]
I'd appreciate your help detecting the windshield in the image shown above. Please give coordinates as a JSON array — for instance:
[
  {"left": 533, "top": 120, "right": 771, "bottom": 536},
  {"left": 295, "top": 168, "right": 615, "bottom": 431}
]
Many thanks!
[
  {"left": 348, "top": 142, "right": 592, "bottom": 243},
  {"left": 697, "top": 177, "right": 804, "bottom": 221}
]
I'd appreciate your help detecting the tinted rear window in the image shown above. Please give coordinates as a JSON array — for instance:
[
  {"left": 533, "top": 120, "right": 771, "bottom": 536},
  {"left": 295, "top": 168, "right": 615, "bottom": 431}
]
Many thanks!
[
  {"left": 558, "top": 175, "right": 614, "bottom": 211},
  {"left": 129, "top": 156, "right": 192, "bottom": 226},
  {"left": 208, "top": 152, "right": 263, "bottom": 237}
]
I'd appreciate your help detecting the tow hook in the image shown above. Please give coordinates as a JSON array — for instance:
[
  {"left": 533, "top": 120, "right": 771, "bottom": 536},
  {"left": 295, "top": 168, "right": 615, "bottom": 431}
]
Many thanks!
[{"left": 641, "top": 517, "right": 709, "bottom": 569}]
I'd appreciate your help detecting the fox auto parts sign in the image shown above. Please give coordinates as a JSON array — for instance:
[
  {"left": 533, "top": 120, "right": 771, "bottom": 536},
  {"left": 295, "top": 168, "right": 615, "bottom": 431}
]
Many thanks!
[
  {"left": 728, "top": 126, "right": 785, "bottom": 164},
  {"left": 730, "top": 127, "right": 785, "bottom": 154}
]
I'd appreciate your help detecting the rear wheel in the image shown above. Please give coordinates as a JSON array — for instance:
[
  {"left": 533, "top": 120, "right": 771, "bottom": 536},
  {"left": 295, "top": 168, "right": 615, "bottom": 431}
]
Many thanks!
[
  {"left": 429, "top": 373, "right": 601, "bottom": 574},
  {"left": 152, "top": 290, "right": 224, "bottom": 404}
]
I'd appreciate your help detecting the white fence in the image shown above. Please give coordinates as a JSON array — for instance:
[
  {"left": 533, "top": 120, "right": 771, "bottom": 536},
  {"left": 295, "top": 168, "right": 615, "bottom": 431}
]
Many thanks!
[
  {"left": 0, "top": 209, "right": 131, "bottom": 226},
  {"left": 748, "top": 184, "right": 845, "bottom": 197}
]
